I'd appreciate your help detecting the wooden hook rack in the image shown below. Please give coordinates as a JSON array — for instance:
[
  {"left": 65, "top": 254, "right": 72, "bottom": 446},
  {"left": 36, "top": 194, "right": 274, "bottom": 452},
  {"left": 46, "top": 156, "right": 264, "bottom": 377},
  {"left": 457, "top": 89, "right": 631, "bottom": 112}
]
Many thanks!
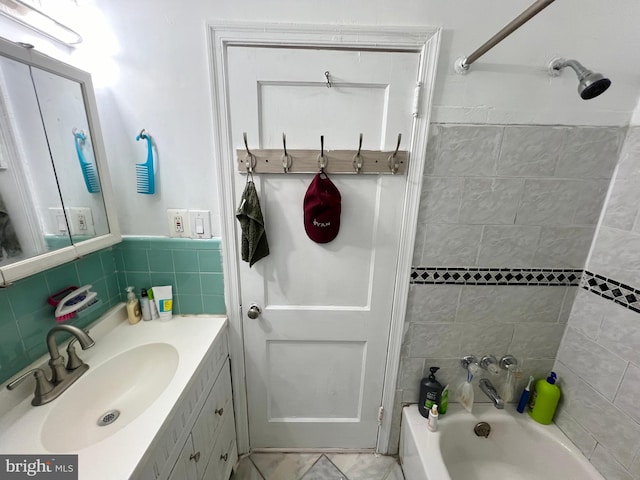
[{"left": 236, "top": 149, "right": 409, "bottom": 175}]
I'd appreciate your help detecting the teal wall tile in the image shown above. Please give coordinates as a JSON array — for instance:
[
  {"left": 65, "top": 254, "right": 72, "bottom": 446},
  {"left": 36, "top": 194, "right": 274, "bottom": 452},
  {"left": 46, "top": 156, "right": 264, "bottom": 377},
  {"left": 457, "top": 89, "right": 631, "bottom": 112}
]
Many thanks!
[
  {"left": 0, "top": 321, "right": 28, "bottom": 382},
  {"left": 45, "top": 262, "right": 80, "bottom": 294},
  {"left": 77, "top": 252, "right": 104, "bottom": 285},
  {"left": 176, "top": 294, "right": 204, "bottom": 314},
  {"left": 203, "top": 295, "right": 226, "bottom": 314},
  {"left": 150, "top": 272, "right": 177, "bottom": 288},
  {"left": 9, "top": 274, "right": 49, "bottom": 318},
  {"left": 176, "top": 273, "right": 202, "bottom": 295},
  {"left": 201, "top": 273, "right": 224, "bottom": 294},
  {"left": 173, "top": 250, "right": 199, "bottom": 272},
  {"left": 148, "top": 249, "right": 174, "bottom": 272},
  {"left": 0, "top": 236, "right": 226, "bottom": 384},
  {"left": 198, "top": 250, "right": 223, "bottom": 272},
  {"left": 122, "top": 248, "right": 149, "bottom": 272}
]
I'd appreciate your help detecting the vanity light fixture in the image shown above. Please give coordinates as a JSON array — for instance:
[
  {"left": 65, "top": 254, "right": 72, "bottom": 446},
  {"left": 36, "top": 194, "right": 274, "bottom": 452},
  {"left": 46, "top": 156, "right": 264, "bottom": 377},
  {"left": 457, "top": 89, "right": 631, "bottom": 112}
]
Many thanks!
[{"left": 0, "top": 0, "right": 82, "bottom": 47}]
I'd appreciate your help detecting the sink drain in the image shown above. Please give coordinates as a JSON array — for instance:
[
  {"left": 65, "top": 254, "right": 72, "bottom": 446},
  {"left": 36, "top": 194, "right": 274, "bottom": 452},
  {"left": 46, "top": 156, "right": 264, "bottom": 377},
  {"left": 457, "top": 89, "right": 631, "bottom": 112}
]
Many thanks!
[{"left": 97, "top": 409, "right": 120, "bottom": 426}]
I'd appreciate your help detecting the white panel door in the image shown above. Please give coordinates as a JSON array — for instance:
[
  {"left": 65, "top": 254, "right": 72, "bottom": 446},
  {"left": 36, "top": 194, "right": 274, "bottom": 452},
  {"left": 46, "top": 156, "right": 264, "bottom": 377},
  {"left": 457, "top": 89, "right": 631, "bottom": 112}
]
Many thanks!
[{"left": 226, "top": 46, "right": 420, "bottom": 448}]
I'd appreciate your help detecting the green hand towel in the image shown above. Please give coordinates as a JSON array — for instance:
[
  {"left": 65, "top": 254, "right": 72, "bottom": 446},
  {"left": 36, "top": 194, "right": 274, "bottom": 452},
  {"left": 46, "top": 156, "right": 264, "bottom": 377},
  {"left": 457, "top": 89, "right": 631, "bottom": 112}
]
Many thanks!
[{"left": 236, "top": 180, "right": 269, "bottom": 267}]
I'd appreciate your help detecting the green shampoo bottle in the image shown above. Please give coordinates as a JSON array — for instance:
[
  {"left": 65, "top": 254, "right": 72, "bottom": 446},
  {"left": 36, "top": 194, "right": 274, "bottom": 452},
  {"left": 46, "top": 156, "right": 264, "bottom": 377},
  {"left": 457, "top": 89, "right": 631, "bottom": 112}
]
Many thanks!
[{"left": 529, "top": 372, "right": 561, "bottom": 425}]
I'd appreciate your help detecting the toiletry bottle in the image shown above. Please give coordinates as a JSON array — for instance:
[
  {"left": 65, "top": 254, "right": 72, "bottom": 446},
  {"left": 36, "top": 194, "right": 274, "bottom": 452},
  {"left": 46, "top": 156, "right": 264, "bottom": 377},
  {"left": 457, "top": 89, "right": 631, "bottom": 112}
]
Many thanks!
[
  {"left": 148, "top": 288, "right": 160, "bottom": 320},
  {"left": 125, "top": 286, "right": 142, "bottom": 324},
  {"left": 529, "top": 372, "right": 561, "bottom": 424},
  {"left": 140, "top": 288, "right": 152, "bottom": 321},
  {"left": 427, "top": 404, "right": 439, "bottom": 432},
  {"left": 439, "top": 385, "right": 449, "bottom": 415},
  {"left": 418, "top": 366, "right": 442, "bottom": 418}
]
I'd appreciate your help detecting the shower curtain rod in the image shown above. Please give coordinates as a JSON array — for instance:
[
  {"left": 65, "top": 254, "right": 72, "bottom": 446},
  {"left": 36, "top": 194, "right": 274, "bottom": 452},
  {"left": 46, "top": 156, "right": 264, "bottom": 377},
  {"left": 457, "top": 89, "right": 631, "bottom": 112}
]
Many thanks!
[{"left": 455, "top": 0, "right": 556, "bottom": 74}]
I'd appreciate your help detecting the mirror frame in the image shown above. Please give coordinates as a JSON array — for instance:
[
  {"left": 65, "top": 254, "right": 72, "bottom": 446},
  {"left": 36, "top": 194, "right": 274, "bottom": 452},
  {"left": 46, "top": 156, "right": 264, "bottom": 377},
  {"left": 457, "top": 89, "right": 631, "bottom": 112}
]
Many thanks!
[{"left": 0, "top": 37, "right": 120, "bottom": 284}]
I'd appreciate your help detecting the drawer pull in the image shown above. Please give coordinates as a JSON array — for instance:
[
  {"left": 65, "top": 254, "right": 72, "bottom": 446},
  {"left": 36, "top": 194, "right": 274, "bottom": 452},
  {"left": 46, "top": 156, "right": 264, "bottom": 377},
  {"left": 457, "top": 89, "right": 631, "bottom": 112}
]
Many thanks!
[
  {"left": 190, "top": 452, "right": 201, "bottom": 462},
  {"left": 220, "top": 453, "right": 229, "bottom": 462},
  {"left": 215, "top": 407, "right": 224, "bottom": 416}
]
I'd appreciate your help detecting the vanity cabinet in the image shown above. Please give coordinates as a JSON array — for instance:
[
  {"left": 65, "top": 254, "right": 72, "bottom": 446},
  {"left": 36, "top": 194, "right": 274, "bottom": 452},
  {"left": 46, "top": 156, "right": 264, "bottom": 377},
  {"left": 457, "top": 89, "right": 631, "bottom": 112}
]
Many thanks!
[{"left": 134, "top": 329, "right": 237, "bottom": 480}]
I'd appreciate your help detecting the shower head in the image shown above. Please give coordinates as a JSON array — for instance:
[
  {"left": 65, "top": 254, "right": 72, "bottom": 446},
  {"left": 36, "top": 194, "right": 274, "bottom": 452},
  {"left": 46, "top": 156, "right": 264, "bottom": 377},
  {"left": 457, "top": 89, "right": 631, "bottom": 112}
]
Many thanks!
[{"left": 548, "top": 58, "right": 611, "bottom": 100}]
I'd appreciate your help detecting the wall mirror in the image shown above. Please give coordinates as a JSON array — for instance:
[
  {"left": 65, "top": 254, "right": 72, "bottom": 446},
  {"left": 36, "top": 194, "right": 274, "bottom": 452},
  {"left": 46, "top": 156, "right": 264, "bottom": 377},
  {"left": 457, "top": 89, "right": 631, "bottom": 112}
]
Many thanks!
[{"left": 0, "top": 37, "right": 120, "bottom": 284}]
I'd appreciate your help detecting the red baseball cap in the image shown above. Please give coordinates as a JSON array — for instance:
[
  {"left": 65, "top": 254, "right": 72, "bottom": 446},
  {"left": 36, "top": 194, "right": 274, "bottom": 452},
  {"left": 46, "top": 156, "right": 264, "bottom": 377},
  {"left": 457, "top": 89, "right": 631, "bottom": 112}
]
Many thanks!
[{"left": 304, "top": 172, "right": 341, "bottom": 243}]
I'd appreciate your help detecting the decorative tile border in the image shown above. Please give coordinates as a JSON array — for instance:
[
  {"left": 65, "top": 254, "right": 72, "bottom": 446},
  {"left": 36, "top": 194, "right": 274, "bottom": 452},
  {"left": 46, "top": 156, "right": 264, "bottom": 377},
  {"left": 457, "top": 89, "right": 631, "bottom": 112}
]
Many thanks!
[
  {"left": 410, "top": 267, "right": 582, "bottom": 286},
  {"left": 581, "top": 270, "right": 640, "bottom": 314}
]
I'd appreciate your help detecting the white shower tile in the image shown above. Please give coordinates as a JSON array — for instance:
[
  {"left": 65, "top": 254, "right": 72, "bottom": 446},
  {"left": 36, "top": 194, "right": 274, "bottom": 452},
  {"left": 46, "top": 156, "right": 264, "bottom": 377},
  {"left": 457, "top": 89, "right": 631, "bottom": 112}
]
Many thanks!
[
  {"left": 497, "top": 126, "right": 565, "bottom": 177},
  {"left": 458, "top": 178, "right": 524, "bottom": 225},
  {"left": 556, "top": 126, "right": 624, "bottom": 179},
  {"left": 598, "top": 302, "right": 640, "bottom": 365},
  {"left": 557, "top": 327, "right": 627, "bottom": 401},
  {"left": 516, "top": 179, "right": 584, "bottom": 225},
  {"left": 405, "top": 285, "right": 460, "bottom": 323},
  {"left": 510, "top": 323, "right": 566, "bottom": 359},
  {"left": 589, "top": 444, "right": 634, "bottom": 480},
  {"left": 426, "top": 125, "right": 502, "bottom": 177},
  {"left": 532, "top": 226, "right": 595, "bottom": 268},
  {"left": 456, "top": 286, "right": 565, "bottom": 324},
  {"left": 614, "top": 363, "right": 640, "bottom": 424},
  {"left": 417, "top": 177, "right": 463, "bottom": 224},
  {"left": 421, "top": 224, "right": 482, "bottom": 266},
  {"left": 476, "top": 225, "right": 540, "bottom": 267}
]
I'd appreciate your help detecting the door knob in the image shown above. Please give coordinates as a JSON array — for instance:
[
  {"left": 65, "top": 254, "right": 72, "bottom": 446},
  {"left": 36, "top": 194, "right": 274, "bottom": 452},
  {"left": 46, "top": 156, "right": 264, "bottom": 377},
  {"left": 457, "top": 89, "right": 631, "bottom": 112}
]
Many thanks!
[{"left": 247, "top": 304, "right": 261, "bottom": 319}]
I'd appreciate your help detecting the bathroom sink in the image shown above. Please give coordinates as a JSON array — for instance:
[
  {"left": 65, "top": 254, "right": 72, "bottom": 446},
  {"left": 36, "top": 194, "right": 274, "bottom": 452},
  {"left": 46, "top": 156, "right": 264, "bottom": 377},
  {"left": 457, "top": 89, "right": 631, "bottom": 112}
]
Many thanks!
[{"left": 41, "top": 343, "right": 179, "bottom": 452}]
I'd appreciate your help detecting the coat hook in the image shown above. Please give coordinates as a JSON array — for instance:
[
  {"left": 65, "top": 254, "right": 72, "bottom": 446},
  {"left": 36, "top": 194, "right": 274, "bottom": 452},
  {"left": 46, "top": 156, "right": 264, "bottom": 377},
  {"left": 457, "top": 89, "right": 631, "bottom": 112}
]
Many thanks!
[
  {"left": 388, "top": 133, "right": 402, "bottom": 174},
  {"left": 318, "top": 135, "right": 327, "bottom": 171},
  {"left": 243, "top": 132, "right": 256, "bottom": 174},
  {"left": 353, "top": 133, "right": 364, "bottom": 173},
  {"left": 324, "top": 71, "right": 332, "bottom": 88},
  {"left": 282, "top": 132, "right": 292, "bottom": 173}
]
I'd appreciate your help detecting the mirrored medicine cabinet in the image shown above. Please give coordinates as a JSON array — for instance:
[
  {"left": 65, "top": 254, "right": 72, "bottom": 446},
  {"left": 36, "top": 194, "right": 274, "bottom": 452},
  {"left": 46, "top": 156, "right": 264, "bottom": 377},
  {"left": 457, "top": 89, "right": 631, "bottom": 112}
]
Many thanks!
[{"left": 0, "top": 37, "right": 120, "bottom": 284}]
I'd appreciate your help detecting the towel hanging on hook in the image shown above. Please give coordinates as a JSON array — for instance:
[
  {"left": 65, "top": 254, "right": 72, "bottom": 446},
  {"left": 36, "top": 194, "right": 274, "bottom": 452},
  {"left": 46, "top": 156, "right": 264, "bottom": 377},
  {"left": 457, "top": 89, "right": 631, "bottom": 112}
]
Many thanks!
[{"left": 237, "top": 132, "right": 269, "bottom": 266}]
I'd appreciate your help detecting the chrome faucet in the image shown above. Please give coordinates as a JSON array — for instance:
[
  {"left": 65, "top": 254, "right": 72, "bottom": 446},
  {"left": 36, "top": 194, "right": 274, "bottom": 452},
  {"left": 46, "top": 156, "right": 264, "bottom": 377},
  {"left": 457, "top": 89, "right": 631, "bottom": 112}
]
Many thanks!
[
  {"left": 7, "top": 324, "right": 95, "bottom": 406},
  {"left": 479, "top": 378, "right": 504, "bottom": 409}
]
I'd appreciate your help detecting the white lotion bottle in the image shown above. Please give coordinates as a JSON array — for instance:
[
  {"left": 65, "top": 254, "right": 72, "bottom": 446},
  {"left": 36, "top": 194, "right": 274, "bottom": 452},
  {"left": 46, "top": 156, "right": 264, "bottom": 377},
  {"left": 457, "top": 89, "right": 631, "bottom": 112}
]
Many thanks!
[
  {"left": 140, "top": 288, "right": 152, "bottom": 321},
  {"left": 427, "top": 404, "right": 439, "bottom": 432}
]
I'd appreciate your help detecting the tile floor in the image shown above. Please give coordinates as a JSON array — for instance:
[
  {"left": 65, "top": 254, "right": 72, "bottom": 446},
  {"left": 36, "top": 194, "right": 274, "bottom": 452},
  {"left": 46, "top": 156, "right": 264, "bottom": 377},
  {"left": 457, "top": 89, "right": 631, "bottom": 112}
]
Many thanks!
[{"left": 230, "top": 452, "right": 405, "bottom": 480}]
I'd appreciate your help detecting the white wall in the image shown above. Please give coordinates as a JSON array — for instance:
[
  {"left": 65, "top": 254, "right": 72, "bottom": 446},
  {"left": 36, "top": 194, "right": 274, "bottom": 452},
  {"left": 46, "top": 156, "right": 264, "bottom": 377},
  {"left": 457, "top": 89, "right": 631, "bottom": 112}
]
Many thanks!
[{"left": 3, "top": 0, "right": 640, "bottom": 235}]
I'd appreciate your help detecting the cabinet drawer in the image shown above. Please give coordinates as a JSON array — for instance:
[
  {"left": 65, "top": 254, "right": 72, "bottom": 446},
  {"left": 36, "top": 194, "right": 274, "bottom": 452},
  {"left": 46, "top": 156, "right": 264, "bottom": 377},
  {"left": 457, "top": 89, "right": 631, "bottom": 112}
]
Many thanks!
[
  {"left": 201, "top": 413, "right": 237, "bottom": 480},
  {"left": 192, "top": 359, "right": 233, "bottom": 478}
]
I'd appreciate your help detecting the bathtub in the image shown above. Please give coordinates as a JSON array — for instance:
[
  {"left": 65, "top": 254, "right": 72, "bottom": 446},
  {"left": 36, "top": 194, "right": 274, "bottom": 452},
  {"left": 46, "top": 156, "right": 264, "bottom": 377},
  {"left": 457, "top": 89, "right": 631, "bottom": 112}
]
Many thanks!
[{"left": 400, "top": 404, "right": 605, "bottom": 480}]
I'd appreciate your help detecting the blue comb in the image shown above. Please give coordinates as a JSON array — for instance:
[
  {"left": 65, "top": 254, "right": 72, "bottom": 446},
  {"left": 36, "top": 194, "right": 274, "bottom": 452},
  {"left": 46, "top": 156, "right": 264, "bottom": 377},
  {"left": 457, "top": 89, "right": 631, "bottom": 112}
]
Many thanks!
[
  {"left": 73, "top": 129, "right": 100, "bottom": 193},
  {"left": 135, "top": 130, "right": 155, "bottom": 194}
]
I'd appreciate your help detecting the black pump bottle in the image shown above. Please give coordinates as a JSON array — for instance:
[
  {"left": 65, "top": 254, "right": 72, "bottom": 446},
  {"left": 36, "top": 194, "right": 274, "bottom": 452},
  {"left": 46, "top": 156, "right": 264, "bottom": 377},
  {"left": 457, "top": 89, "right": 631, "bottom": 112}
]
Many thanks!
[{"left": 418, "top": 366, "right": 442, "bottom": 418}]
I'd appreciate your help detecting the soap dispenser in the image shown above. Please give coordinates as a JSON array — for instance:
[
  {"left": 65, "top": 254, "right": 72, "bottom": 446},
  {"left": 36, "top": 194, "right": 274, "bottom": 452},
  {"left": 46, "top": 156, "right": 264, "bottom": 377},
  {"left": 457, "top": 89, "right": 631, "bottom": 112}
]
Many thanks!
[
  {"left": 126, "top": 286, "right": 142, "bottom": 324},
  {"left": 529, "top": 371, "right": 561, "bottom": 425},
  {"left": 418, "top": 366, "right": 442, "bottom": 418}
]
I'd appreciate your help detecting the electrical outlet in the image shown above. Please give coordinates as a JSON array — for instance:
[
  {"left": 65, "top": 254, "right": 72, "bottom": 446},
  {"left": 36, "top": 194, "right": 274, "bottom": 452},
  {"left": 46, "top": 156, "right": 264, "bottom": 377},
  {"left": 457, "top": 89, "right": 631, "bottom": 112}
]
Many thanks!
[
  {"left": 189, "top": 210, "right": 211, "bottom": 239},
  {"left": 167, "top": 209, "right": 190, "bottom": 238},
  {"left": 68, "top": 207, "right": 95, "bottom": 236}
]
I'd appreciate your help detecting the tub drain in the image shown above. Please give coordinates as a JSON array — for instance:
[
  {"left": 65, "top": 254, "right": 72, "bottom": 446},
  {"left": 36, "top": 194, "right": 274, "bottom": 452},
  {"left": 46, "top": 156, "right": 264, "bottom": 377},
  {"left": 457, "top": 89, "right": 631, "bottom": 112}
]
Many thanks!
[{"left": 97, "top": 409, "right": 120, "bottom": 426}]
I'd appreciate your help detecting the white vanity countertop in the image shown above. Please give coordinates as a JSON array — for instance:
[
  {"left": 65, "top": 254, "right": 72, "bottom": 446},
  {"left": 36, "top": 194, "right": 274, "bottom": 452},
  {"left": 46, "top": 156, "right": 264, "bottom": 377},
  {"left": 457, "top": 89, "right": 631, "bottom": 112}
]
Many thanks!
[{"left": 0, "top": 304, "right": 227, "bottom": 480}]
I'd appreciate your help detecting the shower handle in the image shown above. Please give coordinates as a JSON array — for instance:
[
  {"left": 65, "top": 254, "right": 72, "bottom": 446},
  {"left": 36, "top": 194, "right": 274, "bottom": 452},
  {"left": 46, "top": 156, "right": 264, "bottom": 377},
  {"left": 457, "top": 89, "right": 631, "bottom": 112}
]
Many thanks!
[{"left": 247, "top": 304, "right": 262, "bottom": 319}]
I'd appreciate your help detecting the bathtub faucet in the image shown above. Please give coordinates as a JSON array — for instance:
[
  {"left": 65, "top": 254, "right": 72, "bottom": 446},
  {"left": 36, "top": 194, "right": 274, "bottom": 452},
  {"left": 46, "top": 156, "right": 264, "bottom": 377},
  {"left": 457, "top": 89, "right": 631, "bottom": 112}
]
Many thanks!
[{"left": 479, "top": 378, "right": 504, "bottom": 409}]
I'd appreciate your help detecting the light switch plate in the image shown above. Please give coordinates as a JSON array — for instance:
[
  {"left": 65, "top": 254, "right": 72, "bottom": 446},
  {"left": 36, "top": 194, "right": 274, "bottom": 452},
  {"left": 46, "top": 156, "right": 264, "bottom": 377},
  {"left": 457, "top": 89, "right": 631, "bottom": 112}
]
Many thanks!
[
  {"left": 189, "top": 210, "right": 211, "bottom": 239},
  {"left": 49, "top": 207, "right": 69, "bottom": 234},
  {"left": 167, "top": 209, "right": 190, "bottom": 238}
]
